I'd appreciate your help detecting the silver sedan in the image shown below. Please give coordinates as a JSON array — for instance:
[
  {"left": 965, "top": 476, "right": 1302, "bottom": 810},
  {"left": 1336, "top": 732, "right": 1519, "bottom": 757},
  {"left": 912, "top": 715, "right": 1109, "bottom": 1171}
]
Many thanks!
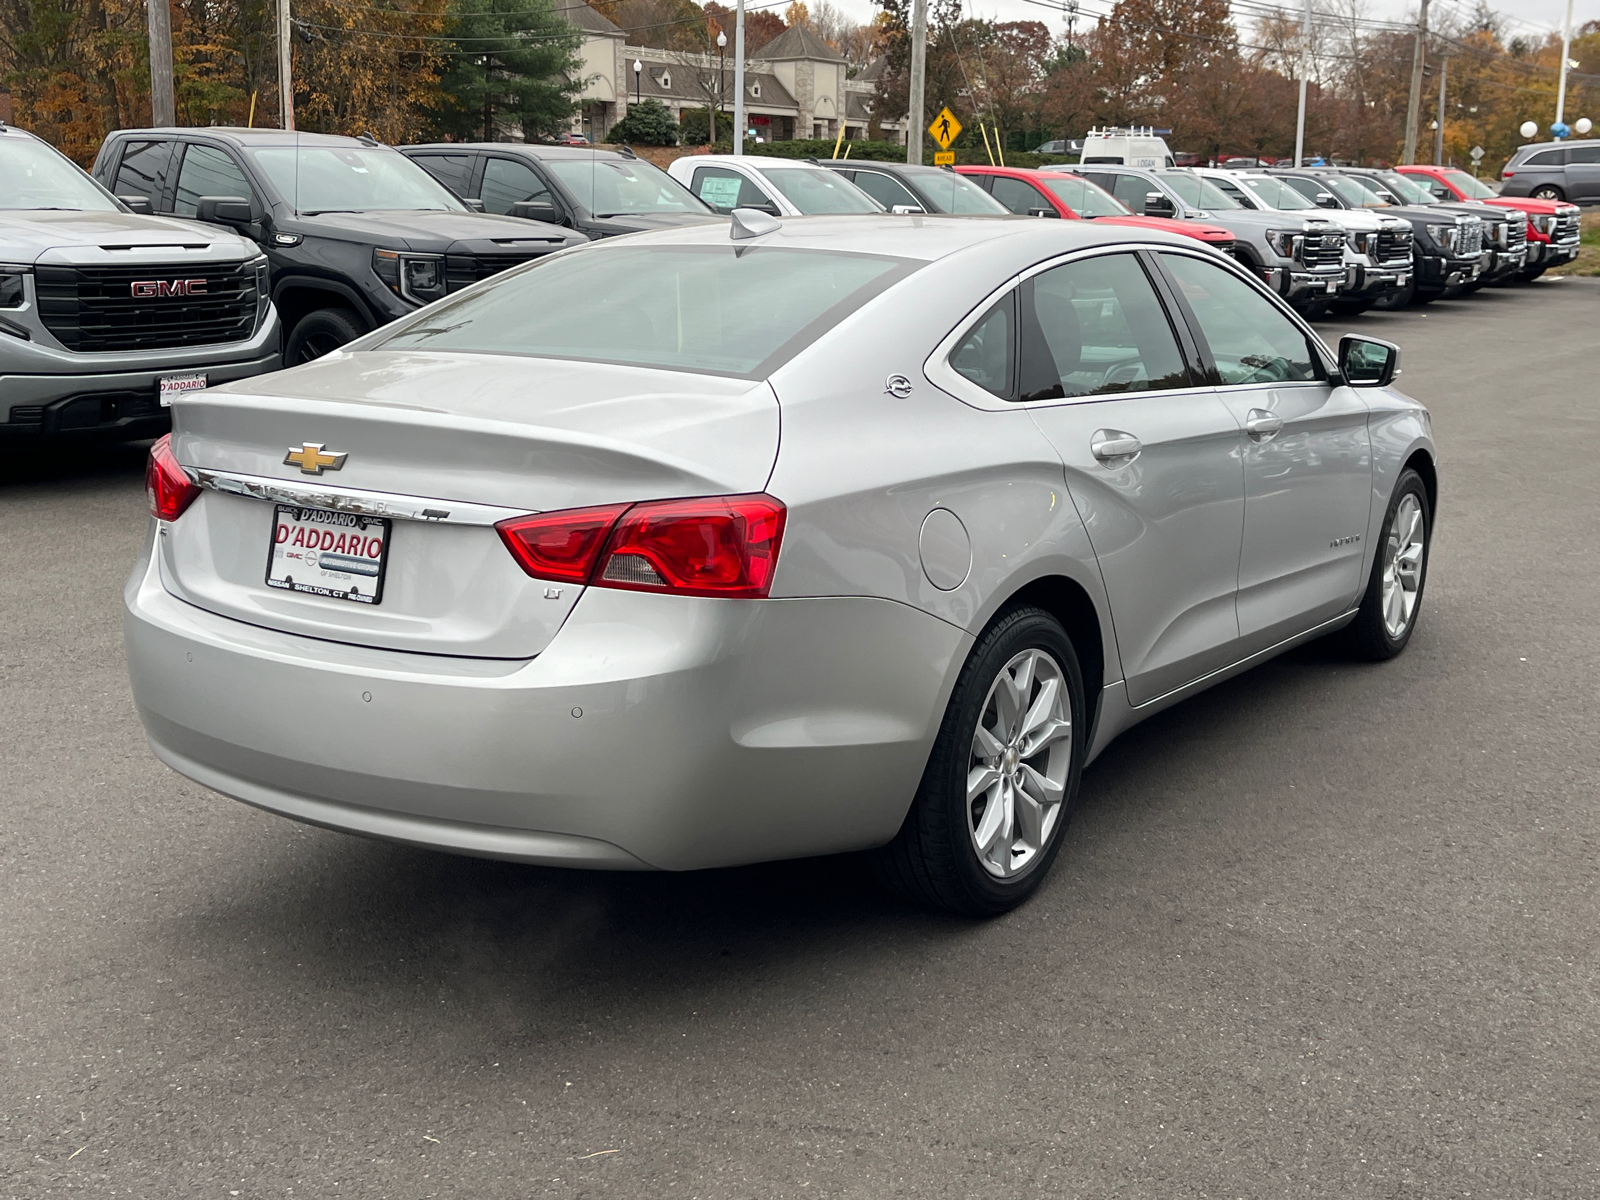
[{"left": 125, "top": 213, "right": 1435, "bottom": 915}]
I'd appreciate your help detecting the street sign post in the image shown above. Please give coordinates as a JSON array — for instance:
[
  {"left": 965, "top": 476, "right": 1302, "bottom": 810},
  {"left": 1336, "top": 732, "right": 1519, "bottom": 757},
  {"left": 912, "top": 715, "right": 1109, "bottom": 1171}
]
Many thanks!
[
  {"left": 933, "top": 151, "right": 955, "bottom": 166},
  {"left": 929, "top": 107, "right": 962, "bottom": 151},
  {"left": 1470, "top": 145, "right": 1484, "bottom": 162}
]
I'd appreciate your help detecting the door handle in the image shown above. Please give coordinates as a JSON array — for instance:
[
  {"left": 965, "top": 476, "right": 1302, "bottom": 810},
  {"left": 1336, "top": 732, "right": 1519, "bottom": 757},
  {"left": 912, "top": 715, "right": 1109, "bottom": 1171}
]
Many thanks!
[
  {"left": 1090, "top": 430, "right": 1142, "bottom": 462},
  {"left": 1244, "top": 409, "right": 1284, "bottom": 441}
]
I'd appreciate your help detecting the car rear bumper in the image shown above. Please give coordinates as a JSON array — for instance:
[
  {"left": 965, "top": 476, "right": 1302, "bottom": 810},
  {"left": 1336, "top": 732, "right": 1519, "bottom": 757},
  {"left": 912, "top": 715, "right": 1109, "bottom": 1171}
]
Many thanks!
[{"left": 124, "top": 529, "right": 965, "bottom": 871}]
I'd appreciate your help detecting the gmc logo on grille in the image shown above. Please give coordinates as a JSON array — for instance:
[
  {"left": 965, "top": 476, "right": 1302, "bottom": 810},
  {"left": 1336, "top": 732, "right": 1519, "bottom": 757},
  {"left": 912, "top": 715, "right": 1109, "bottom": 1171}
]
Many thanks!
[{"left": 130, "top": 279, "right": 208, "bottom": 298}]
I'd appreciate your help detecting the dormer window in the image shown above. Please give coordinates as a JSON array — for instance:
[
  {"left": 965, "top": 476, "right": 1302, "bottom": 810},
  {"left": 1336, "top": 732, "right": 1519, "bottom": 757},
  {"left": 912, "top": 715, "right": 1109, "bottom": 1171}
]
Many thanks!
[
  {"left": 659, "top": 70, "right": 671, "bottom": 89},
  {"left": 751, "top": 82, "right": 761, "bottom": 98}
]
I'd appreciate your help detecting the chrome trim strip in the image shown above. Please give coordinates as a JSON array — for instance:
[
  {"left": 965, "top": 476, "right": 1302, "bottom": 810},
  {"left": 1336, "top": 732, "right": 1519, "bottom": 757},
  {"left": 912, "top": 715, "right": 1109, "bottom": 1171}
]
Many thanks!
[{"left": 191, "top": 468, "right": 530, "bottom": 526}]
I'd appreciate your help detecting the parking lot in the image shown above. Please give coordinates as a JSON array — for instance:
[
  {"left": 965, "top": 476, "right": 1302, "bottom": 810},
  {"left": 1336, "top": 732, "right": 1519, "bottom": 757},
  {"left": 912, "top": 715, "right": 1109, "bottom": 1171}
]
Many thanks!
[{"left": 3, "top": 276, "right": 1598, "bottom": 1198}]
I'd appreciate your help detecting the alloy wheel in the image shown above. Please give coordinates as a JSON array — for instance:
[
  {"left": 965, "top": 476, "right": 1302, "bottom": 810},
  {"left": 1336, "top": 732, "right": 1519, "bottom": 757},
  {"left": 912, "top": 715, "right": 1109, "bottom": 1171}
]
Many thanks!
[
  {"left": 967, "top": 648, "right": 1073, "bottom": 878},
  {"left": 1381, "top": 493, "right": 1426, "bottom": 638}
]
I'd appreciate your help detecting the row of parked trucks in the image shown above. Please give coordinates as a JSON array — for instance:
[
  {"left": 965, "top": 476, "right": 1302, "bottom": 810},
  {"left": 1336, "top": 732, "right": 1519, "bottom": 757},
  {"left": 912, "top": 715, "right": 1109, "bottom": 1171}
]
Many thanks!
[{"left": 0, "top": 119, "right": 1584, "bottom": 444}]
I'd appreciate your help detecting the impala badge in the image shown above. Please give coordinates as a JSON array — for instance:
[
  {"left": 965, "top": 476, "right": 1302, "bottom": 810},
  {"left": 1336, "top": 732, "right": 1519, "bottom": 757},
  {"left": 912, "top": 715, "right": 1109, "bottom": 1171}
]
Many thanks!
[{"left": 284, "top": 442, "right": 348, "bottom": 475}]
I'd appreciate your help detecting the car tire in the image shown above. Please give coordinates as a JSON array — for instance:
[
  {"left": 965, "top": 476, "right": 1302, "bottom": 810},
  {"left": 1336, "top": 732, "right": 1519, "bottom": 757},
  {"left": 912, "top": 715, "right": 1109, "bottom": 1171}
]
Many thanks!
[
  {"left": 1342, "top": 468, "right": 1431, "bottom": 661},
  {"left": 285, "top": 307, "right": 367, "bottom": 366},
  {"left": 1530, "top": 184, "right": 1564, "bottom": 201},
  {"left": 873, "top": 606, "right": 1085, "bottom": 917}
]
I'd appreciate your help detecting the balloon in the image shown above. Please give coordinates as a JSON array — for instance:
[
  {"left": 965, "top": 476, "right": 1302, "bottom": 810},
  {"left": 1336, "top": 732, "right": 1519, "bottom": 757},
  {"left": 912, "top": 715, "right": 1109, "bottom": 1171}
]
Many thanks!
[
  {"left": 1552, "top": 121, "right": 1571, "bottom": 139},
  {"left": 1578, "top": 118, "right": 1594, "bottom": 135},
  {"left": 1520, "top": 120, "right": 1538, "bottom": 138}
]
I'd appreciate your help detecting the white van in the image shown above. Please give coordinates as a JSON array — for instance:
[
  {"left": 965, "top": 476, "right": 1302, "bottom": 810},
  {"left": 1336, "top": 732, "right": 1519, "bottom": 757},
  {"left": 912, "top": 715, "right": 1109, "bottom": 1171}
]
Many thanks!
[{"left": 1078, "top": 127, "right": 1174, "bottom": 169}]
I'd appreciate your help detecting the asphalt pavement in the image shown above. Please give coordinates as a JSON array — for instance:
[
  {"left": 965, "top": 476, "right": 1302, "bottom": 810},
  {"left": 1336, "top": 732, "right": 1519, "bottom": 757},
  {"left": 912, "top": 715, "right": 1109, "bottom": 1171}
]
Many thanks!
[{"left": 4, "top": 277, "right": 1598, "bottom": 1199}]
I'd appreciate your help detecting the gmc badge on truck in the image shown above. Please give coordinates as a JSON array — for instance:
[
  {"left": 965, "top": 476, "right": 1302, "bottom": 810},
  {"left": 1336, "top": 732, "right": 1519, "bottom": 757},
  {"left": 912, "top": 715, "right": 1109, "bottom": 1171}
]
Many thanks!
[{"left": 131, "top": 279, "right": 208, "bottom": 298}]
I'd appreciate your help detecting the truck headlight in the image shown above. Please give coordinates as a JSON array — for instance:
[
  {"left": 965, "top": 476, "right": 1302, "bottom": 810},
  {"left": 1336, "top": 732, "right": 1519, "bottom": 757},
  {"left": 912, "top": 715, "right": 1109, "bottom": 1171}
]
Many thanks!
[
  {"left": 0, "top": 264, "right": 28, "bottom": 308},
  {"left": 373, "top": 248, "right": 448, "bottom": 305},
  {"left": 1530, "top": 213, "right": 1554, "bottom": 235},
  {"left": 1346, "top": 231, "right": 1371, "bottom": 254},
  {"left": 1426, "top": 223, "right": 1459, "bottom": 254},
  {"left": 1265, "top": 230, "right": 1303, "bottom": 259}
]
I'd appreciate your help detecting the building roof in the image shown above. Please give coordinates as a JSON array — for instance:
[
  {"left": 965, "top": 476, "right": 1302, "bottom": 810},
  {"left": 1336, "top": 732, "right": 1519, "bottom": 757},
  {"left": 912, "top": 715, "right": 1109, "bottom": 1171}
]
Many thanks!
[
  {"left": 631, "top": 60, "right": 796, "bottom": 110},
  {"left": 854, "top": 57, "right": 889, "bottom": 83},
  {"left": 554, "top": 0, "right": 623, "bottom": 37},
  {"left": 752, "top": 25, "right": 845, "bottom": 62}
]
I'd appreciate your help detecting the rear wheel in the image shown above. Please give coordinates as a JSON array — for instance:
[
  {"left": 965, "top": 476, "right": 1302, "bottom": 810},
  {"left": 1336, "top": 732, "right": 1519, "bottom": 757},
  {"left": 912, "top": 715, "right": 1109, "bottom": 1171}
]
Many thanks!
[
  {"left": 1342, "top": 468, "right": 1431, "bottom": 661},
  {"left": 1530, "top": 184, "right": 1564, "bottom": 201},
  {"left": 874, "top": 606, "right": 1084, "bottom": 917},
  {"left": 285, "top": 307, "right": 366, "bottom": 365}
]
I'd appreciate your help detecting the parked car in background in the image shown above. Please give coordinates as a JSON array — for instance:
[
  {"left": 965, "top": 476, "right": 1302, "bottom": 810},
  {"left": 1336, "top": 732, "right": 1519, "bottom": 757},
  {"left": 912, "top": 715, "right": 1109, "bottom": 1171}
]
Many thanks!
[
  {"left": 819, "top": 161, "right": 1009, "bottom": 214},
  {"left": 403, "top": 143, "right": 718, "bottom": 240},
  {"left": 1333, "top": 168, "right": 1525, "bottom": 290},
  {"left": 1073, "top": 165, "right": 1347, "bottom": 315},
  {"left": 1397, "top": 164, "right": 1580, "bottom": 280},
  {"left": 1077, "top": 127, "right": 1174, "bottom": 167},
  {"left": 92, "top": 128, "right": 585, "bottom": 364},
  {"left": 125, "top": 213, "right": 1435, "bottom": 917},
  {"left": 1499, "top": 138, "right": 1600, "bottom": 202},
  {"left": 955, "top": 166, "right": 1237, "bottom": 254},
  {"left": 666, "top": 154, "right": 883, "bottom": 216},
  {"left": 1269, "top": 168, "right": 1486, "bottom": 306},
  {"left": 1200, "top": 168, "right": 1412, "bottom": 314},
  {"left": 1032, "top": 138, "right": 1084, "bottom": 157},
  {"left": 1, "top": 122, "right": 279, "bottom": 442}
]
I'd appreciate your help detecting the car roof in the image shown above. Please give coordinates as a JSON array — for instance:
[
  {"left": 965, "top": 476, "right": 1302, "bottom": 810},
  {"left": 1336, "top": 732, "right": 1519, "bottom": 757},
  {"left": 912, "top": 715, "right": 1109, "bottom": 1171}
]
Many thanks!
[
  {"left": 828, "top": 161, "right": 961, "bottom": 180},
  {"left": 403, "top": 142, "right": 642, "bottom": 163},
  {"left": 108, "top": 126, "right": 383, "bottom": 149},
  {"left": 690, "top": 154, "right": 830, "bottom": 171}
]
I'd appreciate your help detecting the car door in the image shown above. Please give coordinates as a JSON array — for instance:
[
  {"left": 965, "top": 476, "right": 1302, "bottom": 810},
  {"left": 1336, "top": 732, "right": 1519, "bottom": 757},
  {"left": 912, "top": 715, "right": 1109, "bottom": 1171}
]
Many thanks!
[
  {"left": 1565, "top": 144, "right": 1600, "bottom": 199},
  {"left": 689, "top": 165, "right": 776, "bottom": 214},
  {"left": 171, "top": 142, "right": 259, "bottom": 217},
  {"left": 480, "top": 154, "right": 567, "bottom": 221},
  {"left": 1156, "top": 250, "right": 1372, "bottom": 653},
  {"left": 1011, "top": 249, "right": 1246, "bottom": 706}
]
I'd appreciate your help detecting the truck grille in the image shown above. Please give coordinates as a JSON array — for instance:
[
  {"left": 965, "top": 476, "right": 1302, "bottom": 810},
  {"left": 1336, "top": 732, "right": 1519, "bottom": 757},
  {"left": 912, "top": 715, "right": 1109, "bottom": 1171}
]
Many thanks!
[
  {"left": 1458, "top": 219, "right": 1483, "bottom": 257},
  {"left": 1300, "top": 232, "right": 1345, "bottom": 270},
  {"left": 1376, "top": 228, "right": 1413, "bottom": 267},
  {"left": 1553, "top": 210, "right": 1581, "bottom": 245},
  {"left": 35, "top": 260, "right": 259, "bottom": 352},
  {"left": 1491, "top": 217, "right": 1526, "bottom": 251},
  {"left": 444, "top": 252, "right": 549, "bottom": 293}
]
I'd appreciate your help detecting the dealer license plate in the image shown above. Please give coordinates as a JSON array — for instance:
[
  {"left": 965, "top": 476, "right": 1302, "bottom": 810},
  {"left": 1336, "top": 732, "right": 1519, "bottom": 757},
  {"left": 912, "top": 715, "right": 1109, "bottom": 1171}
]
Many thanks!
[
  {"left": 158, "top": 372, "right": 208, "bottom": 406},
  {"left": 266, "top": 505, "right": 389, "bottom": 605}
]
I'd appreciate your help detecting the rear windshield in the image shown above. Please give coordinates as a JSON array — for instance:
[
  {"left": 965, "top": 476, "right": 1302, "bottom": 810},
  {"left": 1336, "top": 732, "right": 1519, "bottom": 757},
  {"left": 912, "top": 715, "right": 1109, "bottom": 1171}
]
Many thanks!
[
  {"left": 762, "top": 168, "right": 883, "bottom": 214},
  {"left": 373, "top": 243, "right": 917, "bottom": 377},
  {"left": 1039, "top": 175, "right": 1127, "bottom": 217}
]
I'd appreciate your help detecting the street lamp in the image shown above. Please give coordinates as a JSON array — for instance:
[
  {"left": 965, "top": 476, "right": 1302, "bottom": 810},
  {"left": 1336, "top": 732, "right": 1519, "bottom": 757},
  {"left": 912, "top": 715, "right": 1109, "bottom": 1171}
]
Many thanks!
[
  {"left": 716, "top": 30, "right": 727, "bottom": 145},
  {"left": 633, "top": 59, "right": 642, "bottom": 106}
]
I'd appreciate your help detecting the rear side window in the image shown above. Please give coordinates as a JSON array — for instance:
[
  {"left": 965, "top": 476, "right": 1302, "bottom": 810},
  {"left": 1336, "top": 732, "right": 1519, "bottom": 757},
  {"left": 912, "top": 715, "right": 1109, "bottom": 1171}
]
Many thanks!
[
  {"left": 691, "top": 166, "right": 768, "bottom": 213},
  {"left": 1161, "top": 253, "right": 1318, "bottom": 385},
  {"left": 1020, "top": 253, "right": 1191, "bottom": 401},
  {"left": 411, "top": 152, "right": 474, "bottom": 196},
  {"left": 1524, "top": 148, "right": 1565, "bottom": 166},
  {"left": 374, "top": 244, "right": 918, "bottom": 378},
  {"left": 949, "top": 293, "right": 1014, "bottom": 397},
  {"left": 850, "top": 170, "right": 920, "bottom": 210},
  {"left": 113, "top": 140, "right": 174, "bottom": 204},
  {"left": 173, "top": 144, "right": 254, "bottom": 215}
]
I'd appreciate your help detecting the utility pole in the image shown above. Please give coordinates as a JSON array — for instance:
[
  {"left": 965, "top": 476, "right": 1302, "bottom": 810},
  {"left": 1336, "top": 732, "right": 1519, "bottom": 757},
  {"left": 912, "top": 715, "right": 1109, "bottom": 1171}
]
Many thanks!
[
  {"left": 1292, "top": 0, "right": 1310, "bottom": 167},
  {"left": 1556, "top": 0, "right": 1575, "bottom": 127},
  {"left": 906, "top": 0, "right": 927, "bottom": 165},
  {"left": 1401, "top": 0, "right": 1429, "bottom": 165},
  {"left": 1434, "top": 55, "right": 1447, "bottom": 165},
  {"left": 733, "top": 0, "right": 746, "bottom": 154},
  {"left": 147, "top": 0, "right": 175, "bottom": 126},
  {"left": 278, "top": 0, "right": 295, "bottom": 130}
]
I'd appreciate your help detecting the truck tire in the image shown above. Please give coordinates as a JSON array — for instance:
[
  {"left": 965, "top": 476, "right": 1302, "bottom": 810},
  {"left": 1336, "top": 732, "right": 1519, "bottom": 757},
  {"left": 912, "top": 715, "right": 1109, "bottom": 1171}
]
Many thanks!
[{"left": 286, "top": 307, "right": 366, "bottom": 365}]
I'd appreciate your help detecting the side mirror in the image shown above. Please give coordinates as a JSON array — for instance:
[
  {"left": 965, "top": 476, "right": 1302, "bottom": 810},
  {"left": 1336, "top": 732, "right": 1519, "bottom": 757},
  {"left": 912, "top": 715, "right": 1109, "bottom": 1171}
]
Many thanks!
[
  {"left": 1026, "top": 206, "right": 1061, "bottom": 219},
  {"left": 1143, "top": 191, "right": 1175, "bottom": 217},
  {"left": 1315, "top": 192, "right": 1339, "bottom": 208},
  {"left": 462, "top": 197, "right": 486, "bottom": 212},
  {"left": 1339, "top": 335, "right": 1401, "bottom": 387},
  {"left": 118, "top": 194, "right": 154, "bottom": 215},
  {"left": 509, "top": 199, "right": 565, "bottom": 224},
  {"left": 890, "top": 204, "right": 926, "bottom": 214},
  {"left": 195, "top": 196, "right": 256, "bottom": 228}
]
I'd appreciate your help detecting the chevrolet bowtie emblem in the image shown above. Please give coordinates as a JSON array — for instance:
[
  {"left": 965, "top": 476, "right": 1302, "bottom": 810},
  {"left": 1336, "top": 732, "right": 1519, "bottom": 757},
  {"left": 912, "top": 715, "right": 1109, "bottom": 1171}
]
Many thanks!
[{"left": 284, "top": 442, "right": 348, "bottom": 475}]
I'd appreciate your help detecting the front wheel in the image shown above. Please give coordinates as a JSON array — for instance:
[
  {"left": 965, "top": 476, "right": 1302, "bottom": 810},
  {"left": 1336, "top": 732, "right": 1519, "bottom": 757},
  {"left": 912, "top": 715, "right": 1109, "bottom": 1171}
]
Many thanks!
[
  {"left": 1343, "top": 468, "right": 1431, "bottom": 661},
  {"left": 285, "top": 307, "right": 366, "bottom": 365},
  {"left": 874, "top": 607, "right": 1085, "bottom": 916}
]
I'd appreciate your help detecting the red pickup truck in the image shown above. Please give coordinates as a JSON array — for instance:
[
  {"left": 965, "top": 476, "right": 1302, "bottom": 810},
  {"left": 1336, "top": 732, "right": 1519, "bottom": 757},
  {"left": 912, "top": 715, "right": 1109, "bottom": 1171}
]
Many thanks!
[{"left": 1397, "top": 165, "right": 1581, "bottom": 281}]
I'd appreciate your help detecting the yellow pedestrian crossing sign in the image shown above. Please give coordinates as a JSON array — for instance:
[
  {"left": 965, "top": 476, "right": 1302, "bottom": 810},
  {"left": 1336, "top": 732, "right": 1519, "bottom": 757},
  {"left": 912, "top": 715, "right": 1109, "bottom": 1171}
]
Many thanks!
[{"left": 928, "top": 107, "right": 962, "bottom": 150}]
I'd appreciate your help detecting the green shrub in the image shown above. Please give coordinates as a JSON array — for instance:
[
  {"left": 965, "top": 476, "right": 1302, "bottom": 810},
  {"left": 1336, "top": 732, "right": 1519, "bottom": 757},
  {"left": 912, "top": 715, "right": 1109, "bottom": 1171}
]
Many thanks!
[{"left": 609, "top": 98, "right": 679, "bottom": 147}]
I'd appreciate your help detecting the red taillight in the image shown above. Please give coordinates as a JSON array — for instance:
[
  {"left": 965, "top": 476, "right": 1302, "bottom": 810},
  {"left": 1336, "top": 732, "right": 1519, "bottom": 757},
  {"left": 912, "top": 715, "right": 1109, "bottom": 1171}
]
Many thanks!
[
  {"left": 1502, "top": 170, "right": 1514, "bottom": 178},
  {"left": 495, "top": 494, "right": 787, "bottom": 599},
  {"left": 495, "top": 503, "right": 631, "bottom": 584},
  {"left": 146, "top": 434, "right": 200, "bottom": 521}
]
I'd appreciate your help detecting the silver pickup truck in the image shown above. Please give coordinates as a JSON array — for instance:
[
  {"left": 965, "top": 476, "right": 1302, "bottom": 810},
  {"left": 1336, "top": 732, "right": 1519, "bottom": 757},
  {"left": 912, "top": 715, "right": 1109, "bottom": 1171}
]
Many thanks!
[{"left": 1, "top": 123, "right": 279, "bottom": 442}]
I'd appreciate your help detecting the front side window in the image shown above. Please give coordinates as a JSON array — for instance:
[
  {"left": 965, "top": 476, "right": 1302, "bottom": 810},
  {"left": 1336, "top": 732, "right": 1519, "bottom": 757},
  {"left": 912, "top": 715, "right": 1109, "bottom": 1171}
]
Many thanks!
[
  {"left": 1374, "top": 172, "right": 1437, "bottom": 205},
  {"left": 949, "top": 293, "right": 1014, "bottom": 396},
  {"left": 1156, "top": 173, "right": 1243, "bottom": 210},
  {"left": 1161, "top": 253, "right": 1318, "bottom": 385},
  {"left": 173, "top": 144, "right": 254, "bottom": 216},
  {"left": 480, "top": 157, "right": 553, "bottom": 214},
  {"left": 1238, "top": 175, "right": 1317, "bottom": 210},
  {"left": 247, "top": 145, "right": 464, "bottom": 214},
  {"left": 1, "top": 136, "right": 121, "bottom": 211},
  {"left": 111, "top": 140, "right": 174, "bottom": 206},
  {"left": 1108, "top": 173, "right": 1157, "bottom": 211},
  {"left": 544, "top": 157, "right": 703, "bottom": 215},
  {"left": 850, "top": 170, "right": 920, "bottom": 210},
  {"left": 374, "top": 244, "right": 917, "bottom": 378},
  {"left": 1021, "top": 253, "right": 1191, "bottom": 402},
  {"left": 691, "top": 166, "right": 769, "bottom": 213},
  {"left": 761, "top": 167, "right": 882, "bottom": 214},
  {"left": 990, "top": 175, "right": 1047, "bottom": 214},
  {"left": 1325, "top": 176, "right": 1387, "bottom": 208},
  {"left": 1039, "top": 175, "right": 1127, "bottom": 217}
]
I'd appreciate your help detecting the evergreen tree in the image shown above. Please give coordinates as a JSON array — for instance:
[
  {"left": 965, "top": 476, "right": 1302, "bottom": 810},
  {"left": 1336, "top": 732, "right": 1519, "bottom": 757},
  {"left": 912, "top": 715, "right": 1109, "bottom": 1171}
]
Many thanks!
[{"left": 433, "top": 0, "right": 585, "bottom": 141}]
